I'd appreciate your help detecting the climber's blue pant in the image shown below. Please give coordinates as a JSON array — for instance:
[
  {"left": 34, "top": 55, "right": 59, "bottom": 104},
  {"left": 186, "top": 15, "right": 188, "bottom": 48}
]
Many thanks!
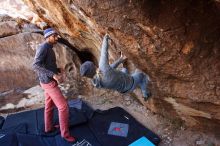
[{"left": 121, "top": 68, "right": 149, "bottom": 97}]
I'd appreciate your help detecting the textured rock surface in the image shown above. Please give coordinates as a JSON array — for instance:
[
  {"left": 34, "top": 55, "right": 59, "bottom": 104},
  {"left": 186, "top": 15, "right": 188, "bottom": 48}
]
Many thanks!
[
  {"left": 0, "top": 32, "right": 41, "bottom": 92},
  {"left": 0, "top": 21, "right": 20, "bottom": 37},
  {"left": 12, "top": 0, "right": 220, "bottom": 136}
]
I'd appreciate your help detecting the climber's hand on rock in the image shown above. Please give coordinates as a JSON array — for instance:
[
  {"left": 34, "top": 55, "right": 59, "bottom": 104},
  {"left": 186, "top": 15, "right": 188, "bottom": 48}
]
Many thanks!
[
  {"left": 120, "top": 52, "right": 127, "bottom": 60},
  {"left": 104, "top": 34, "right": 110, "bottom": 40}
]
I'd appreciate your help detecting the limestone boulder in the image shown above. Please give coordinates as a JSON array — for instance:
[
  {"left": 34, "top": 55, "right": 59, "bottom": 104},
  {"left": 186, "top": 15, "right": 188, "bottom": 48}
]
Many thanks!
[{"left": 0, "top": 21, "right": 20, "bottom": 37}]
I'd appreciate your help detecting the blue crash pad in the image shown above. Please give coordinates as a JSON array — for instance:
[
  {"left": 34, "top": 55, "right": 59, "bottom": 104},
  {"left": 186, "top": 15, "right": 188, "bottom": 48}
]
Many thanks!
[
  {"left": 0, "top": 100, "right": 160, "bottom": 146},
  {"left": 129, "top": 136, "right": 155, "bottom": 146}
]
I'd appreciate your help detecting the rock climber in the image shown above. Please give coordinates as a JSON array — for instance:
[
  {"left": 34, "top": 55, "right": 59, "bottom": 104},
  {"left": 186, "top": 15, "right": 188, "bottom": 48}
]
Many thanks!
[{"left": 80, "top": 34, "right": 151, "bottom": 101}]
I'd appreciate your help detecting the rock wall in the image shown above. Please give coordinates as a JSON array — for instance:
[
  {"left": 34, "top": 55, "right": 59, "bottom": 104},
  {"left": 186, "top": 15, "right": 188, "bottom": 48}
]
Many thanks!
[{"left": 20, "top": 0, "right": 220, "bottom": 136}]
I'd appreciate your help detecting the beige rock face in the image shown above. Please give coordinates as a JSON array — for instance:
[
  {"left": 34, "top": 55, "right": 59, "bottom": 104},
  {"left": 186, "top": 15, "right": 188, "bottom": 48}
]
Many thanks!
[
  {"left": 0, "top": 32, "right": 41, "bottom": 92},
  {"left": 17, "top": 0, "right": 220, "bottom": 136},
  {"left": 0, "top": 21, "right": 20, "bottom": 37}
]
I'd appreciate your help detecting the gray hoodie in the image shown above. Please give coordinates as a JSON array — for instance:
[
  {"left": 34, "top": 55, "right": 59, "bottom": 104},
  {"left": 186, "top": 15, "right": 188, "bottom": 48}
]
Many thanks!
[{"left": 92, "top": 36, "right": 134, "bottom": 93}]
